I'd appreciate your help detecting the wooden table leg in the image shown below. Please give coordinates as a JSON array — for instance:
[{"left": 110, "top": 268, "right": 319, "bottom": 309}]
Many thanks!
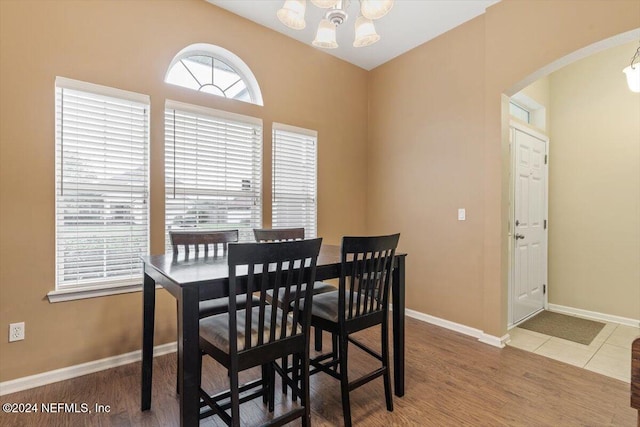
[
  {"left": 141, "top": 272, "right": 155, "bottom": 411},
  {"left": 178, "top": 286, "right": 201, "bottom": 427},
  {"left": 392, "top": 255, "right": 406, "bottom": 397}
]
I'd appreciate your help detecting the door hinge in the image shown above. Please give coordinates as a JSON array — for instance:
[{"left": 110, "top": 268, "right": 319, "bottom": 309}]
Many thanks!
[
  {"left": 544, "top": 154, "right": 548, "bottom": 164},
  {"left": 544, "top": 219, "right": 547, "bottom": 229},
  {"left": 543, "top": 284, "right": 546, "bottom": 294}
]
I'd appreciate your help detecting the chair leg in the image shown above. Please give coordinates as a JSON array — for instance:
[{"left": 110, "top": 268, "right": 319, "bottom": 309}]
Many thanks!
[
  {"left": 281, "top": 355, "right": 288, "bottom": 396},
  {"left": 338, "top": 333, "right": 352, "bottom": 427},
  {"left": 268, "top": 362, "right": 275, "bottom": 412},
  {"left": 382, "top": 318, "right": 393, "bottom": 412},
  {"left": 314, "top": 327, "right": 323, "bottom": 351},
  {"left": 301, "top": 351, "right": 311, "bottom": 427},
  {"left": 261, "top": 364, "right": 269, "bottom": 405},
  {"left": 292, "top": 354, "right": 299, "bottom": 402},
  {"left": 230, "top": 364, "right": 240, "bottom": 427}
]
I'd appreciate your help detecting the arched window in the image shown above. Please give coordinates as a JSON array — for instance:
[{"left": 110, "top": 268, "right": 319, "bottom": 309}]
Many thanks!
[{"left": 165, "top": 44, "right": 263, "bottom": 106}]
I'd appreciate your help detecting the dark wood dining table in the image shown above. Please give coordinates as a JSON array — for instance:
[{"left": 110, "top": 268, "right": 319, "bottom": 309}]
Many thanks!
[{"left": 140, "top": 244, "right": 407, "bottom": 427}]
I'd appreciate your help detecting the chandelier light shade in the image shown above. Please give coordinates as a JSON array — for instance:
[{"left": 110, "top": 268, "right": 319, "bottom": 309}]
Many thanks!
[
  {"left": 277, "top": 0, "right": 307, "bottom": 30},
  {"left": 311, "top": 0, "right": 338, "bottom": 7},
  {"left": 278, "top": 0, "right": 393, "bottom": 49},
  {"left": 353, "top": 16, "right": 380, "bottom": 47},
  {"left": 360, "top": 0, "right": 394, "bottom": 20},
  {"left": 312, "top": 19, "right": 338, "bottom": 49},
  {"left": 623, "top": 43, "right": 640, "bottom": 93},
  {"left": 623, "top": 65, "right": 640, "bottom": 93}
]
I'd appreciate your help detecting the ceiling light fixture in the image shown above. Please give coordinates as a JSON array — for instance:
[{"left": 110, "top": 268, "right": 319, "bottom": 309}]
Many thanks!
[
  {"left": 277, "top": 0, "right": 394, "bottom": 49},
  {"left": 623, "top": 42, "right": 640, "bottom": 93}
]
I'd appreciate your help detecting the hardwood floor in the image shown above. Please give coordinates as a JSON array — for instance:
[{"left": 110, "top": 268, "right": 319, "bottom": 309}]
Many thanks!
[{"left": 1, "top": 317, "right": 636, "bottom": 426}]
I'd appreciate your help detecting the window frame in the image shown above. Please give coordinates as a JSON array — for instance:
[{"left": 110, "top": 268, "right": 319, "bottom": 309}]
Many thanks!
[
  {"left": 165, "top": 43, "right": 264, "bottom": 106},
  {"left": 509, "top": 101, "right": 531, "bottom": 124},
  {"left": 48, "top": 77, "right": 150, "bottom": 303}
]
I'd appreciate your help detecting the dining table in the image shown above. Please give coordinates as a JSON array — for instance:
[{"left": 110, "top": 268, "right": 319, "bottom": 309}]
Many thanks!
[{"left": 140, "top": 244, "right": 407, "bottom": 426}]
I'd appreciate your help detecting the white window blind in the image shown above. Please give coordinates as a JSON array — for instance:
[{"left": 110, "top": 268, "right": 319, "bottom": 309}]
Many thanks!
[
  {"left": 272, "top": 123, "right": 317, "bottom": 238},
  {"left": 55, "top": 77, "right": 149, "bottom": 291},
  {"left": 165, "top": 101, "right": 262, "bottom": 248}
]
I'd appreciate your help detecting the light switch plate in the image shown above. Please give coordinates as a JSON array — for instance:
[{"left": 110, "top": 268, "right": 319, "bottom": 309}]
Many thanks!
[{"left": 458, "top": 208, "right": 466, "bottom": 221}]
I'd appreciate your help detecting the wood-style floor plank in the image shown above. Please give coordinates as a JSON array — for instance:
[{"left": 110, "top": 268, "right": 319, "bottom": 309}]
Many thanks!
[{"left": 0, "top": 317, "right": 635, "bottom": 426}]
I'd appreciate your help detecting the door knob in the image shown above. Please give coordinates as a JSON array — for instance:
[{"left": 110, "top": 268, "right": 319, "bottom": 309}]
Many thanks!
[{"left": 515, "top": 234, "right": 525, "bottom": 240}]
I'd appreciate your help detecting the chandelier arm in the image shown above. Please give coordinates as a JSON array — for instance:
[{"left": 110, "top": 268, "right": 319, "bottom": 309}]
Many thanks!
[{"left": 631, "top": 44, "right": 640, "bottom": 70}]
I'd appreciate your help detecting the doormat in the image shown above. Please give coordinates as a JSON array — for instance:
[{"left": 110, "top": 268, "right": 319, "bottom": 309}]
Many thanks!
[{"left": 518, "top": 311, "right": 605, "bottom": 345}]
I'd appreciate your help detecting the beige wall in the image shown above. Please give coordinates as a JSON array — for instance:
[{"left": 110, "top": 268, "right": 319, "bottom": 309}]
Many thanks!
[
  {"left": 0, "top": 0, "right": 368, "bottom": 381},
  {"left": 367, "top": 16, "right": 487, "bottom": 328},
  {"left": 368, "top": 0, "right": 639, "bottom": 336},
  {"left": 547, "top": 41, "right": 640, "bottom": 319}
]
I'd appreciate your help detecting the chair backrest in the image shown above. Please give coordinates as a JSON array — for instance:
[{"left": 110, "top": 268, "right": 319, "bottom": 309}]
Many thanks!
[
  {"left": 339, "top": 234, "right": 400, "bottom": 322},
  {"left": 227, "top": 238, "right": 322, "bottom": 354},
  {"left": 169, "top": 229, "right": 238, "bottom": 257},
  {"left": 253, "top": 227, "right": 305, "bottom": 242}
]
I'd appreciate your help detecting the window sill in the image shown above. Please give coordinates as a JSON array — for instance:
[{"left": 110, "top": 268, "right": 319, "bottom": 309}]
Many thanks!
[{"left": 47, "top": 281, "right": 161, "bottom": 303}]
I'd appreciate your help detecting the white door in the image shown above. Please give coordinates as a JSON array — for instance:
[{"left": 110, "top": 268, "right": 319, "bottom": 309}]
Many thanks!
[{"left": 512, "top": 125, "right": 548, "bottom": 324}]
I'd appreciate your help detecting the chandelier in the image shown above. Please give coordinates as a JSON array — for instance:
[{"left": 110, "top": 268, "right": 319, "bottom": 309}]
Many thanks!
[{"left": 277, "top": 0, "right": 394, "bottom": 49}]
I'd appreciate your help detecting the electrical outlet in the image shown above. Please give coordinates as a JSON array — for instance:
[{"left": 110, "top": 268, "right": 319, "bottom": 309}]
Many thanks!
[{"left": 9, "top": 322, "right": 25, "bottom": 342}]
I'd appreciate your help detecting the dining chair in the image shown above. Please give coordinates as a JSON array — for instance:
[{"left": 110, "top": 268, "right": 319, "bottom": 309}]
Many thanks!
[
  {"left": 305, "top": 233, "right": 400, "bottom": 427},
  {"left": 169, "top": 229, "right": 260, "bottom": 392},
  {"left": 170, "top": 229, "right": 236, "bottom": 259},
  {"left": 198, "top": 238, "right": 322, "bottom": 426},
  {"left": 169, "top": 229, "right": 261, "bottom": 318},
  {"left": 253, "top": 228, "right": 335, "bottom": 307},
  {"left": 254, "top": 227, "right": 336, "bottom": 396}
]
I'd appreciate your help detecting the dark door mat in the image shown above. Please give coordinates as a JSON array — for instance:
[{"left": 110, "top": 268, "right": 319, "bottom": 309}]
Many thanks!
[{"left": 518, "top": 310, "right": 606, "bottom": 345}]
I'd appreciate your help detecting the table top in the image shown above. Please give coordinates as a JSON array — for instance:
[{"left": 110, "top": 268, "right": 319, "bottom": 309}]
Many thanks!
[
  {"left": 141, "top": 244, "right": 344, "bottom": 287},
  {"left": 142, "top": 244, "right": 406, "bottom": 287}
]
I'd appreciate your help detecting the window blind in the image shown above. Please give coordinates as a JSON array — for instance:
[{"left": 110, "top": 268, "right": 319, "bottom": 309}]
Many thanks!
[
  {"left": 165, "top": 101, "right": 262, "bottom": 248},
  {"left": 55, "top": 77, "right": 149, "bottom": 290},
  {"left": 272, "top": 123, "right": 317, "bottom": 238}
]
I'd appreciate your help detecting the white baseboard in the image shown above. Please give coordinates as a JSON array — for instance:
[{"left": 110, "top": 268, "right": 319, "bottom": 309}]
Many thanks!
[
  {"left": 0, "top": 342, "right": 177, "bottom": 396},
  {"left": 479, "top": 333, "right": 510, "bottom": 348},
  {"left": 547, "top": 304, "right": 640, "bottom": 328},
  {"left": 405, "top": 308, "right": 509, "bottom": 348}
]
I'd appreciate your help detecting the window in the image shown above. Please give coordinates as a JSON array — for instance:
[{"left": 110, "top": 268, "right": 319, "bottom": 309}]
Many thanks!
[
  {"left": 165, "top": 101, "right": 262, "bottom": 248},
  {"left": 165, "top": 43, "right": 263, "bottom": 106},
  {"left": 509, "top": 101, "right": 531, "bottom": 124},
  {"left": 53, "top": 77, "right": 149, "bottom": 300},
  {"left": 272, "top": 123, "right": 317, "bottom": 238}
]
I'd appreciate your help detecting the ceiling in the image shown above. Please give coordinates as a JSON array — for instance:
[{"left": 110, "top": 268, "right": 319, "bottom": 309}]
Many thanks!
[{"left": 206, "top": 0, "right": 499, "bottom": 70}]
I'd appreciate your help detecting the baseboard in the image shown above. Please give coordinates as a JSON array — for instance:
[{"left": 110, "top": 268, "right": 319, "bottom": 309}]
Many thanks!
[
  {"left": 479, "top": 333, "right": 510, "bottom": 348},
  {"left": 548, "top": 304, "right": 640, "bottom": 328},
  {"left": 0, "top": 342, "right": 177, "bottom": 396},
  {"left": 405, "top": 308, "right": 508, "bottom": 348}
]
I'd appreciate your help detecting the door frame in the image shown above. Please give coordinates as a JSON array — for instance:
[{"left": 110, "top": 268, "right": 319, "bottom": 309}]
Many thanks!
[{"left": 508, "top": 120, "right": 550, "bottom": 328}]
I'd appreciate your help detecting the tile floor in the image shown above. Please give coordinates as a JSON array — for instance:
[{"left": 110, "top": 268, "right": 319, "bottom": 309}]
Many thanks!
[{"left": 507, "top": 315, "right": 640, "bottom": 383}]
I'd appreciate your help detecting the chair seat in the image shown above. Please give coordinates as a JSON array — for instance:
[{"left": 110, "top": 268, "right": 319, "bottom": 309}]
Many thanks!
[
  {"left": 198, "top": 295, "right": 261, "bottom": 318},
  {"left": 266, "top": 281, "right": 336, "bottom": 306},
  {"left": 200, "top": 307, "right": 302, "bottom": 353},
  {"left": 305, "top": 290, "right": 375, "bottom": 323}
]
